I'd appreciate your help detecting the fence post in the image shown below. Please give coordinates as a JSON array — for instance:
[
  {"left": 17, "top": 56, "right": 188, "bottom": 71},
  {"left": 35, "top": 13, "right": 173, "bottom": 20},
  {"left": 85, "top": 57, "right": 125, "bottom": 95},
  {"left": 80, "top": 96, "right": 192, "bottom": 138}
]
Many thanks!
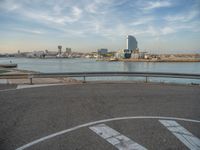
[
  {"left": 83, "top": 75, "right": 86, "bottom": 83},
  {"left": 29, "top": 75, "right": 33, "bottom": 85},
  {"left": 145, "top": 76, "right": 148, "bottom": 83},
  {"left": 30, "top": 78, "right": 33, "bottom": 85}
]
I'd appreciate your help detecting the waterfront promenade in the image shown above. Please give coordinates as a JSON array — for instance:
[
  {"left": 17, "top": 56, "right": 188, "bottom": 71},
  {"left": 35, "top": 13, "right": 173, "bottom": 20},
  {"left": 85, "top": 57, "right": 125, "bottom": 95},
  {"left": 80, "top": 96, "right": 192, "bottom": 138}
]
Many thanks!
[{"left": 0, "top": 82, "right": 200, "bottom": 149}]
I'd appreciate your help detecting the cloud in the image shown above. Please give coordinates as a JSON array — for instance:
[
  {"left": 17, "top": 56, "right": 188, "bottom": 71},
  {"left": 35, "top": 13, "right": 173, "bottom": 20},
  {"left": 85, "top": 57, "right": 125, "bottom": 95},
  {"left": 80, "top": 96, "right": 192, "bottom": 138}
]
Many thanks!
[
  {"left": 72, "top": 6, "right": 82, "bottom": 18},
  {"left": 0, "top": 0, "right": 21, "bottom": 11},
  {"left": 171, "top": 21, "right": 200, "bottom": 32},
  {"left": 129, "top": 26, "right": 176, "bottom": 37},
  {"left": 165, "top": 10, "right": 199, "bottom": 22},
  {"left": 86, "top": 3, "right": 98, "bottom": 14},
  {"left": 14, "top": 28, "right": 44, "bottom": 34},
  {"left": 20, "top": 6, "right": 82, "bottom": 26},
  {"left": 84, "top": 0, "right": 113, "bottom": 14},
  {"left": 143, "top": 1, "right": 172, "bottom": 10},
  {"left": 0, "top": 0, "right": 83, "bottom": 25},
  {"left": 161, "top": 27, "right": 175, "bottom": 35},
  {"left": 131, "top": 17, "right": 154, "bottom": 26}
]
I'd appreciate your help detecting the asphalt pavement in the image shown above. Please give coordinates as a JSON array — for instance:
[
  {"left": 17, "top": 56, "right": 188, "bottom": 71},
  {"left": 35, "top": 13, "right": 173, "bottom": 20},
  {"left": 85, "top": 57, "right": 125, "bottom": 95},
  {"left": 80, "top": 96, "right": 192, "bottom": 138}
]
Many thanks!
[{"left": 0, "top": 83, "right": 200, "bottom": 150}]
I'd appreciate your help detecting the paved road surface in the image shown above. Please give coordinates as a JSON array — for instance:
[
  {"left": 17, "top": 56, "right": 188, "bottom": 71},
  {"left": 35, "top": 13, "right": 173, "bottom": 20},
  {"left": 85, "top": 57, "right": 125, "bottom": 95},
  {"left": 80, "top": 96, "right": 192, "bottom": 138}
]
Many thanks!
[{"left": 0, "top": 83, "right": 200, "bottom": 150}]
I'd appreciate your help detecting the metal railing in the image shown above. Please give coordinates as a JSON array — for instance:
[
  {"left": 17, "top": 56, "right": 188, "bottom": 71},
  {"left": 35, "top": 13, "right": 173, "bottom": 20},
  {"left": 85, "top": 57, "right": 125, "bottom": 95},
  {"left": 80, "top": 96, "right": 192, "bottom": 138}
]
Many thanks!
[{"left": 0, "top": 72, "right": 200, "bottom": 84}]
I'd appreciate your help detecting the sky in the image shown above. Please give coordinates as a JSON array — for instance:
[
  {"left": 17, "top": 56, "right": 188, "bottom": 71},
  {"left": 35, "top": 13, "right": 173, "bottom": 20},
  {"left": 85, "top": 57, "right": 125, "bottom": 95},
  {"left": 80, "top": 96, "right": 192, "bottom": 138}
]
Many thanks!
[{"left": 0, "top": 0, "right": 200, "bottom": 53}]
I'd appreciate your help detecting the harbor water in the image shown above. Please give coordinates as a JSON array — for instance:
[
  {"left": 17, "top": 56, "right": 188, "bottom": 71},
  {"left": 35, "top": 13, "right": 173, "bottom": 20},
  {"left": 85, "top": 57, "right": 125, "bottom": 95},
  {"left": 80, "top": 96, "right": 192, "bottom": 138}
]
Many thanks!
[{"left": 0, "top": 58, "right": 200, "bottom": 84}]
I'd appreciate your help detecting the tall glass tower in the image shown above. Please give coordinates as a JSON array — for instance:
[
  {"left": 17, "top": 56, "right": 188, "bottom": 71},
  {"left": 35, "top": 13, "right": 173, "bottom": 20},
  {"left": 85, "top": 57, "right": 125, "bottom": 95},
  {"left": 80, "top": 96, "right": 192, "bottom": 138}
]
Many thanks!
[{"left": 126, "top": 35, "right": 138, "bottom": 50}]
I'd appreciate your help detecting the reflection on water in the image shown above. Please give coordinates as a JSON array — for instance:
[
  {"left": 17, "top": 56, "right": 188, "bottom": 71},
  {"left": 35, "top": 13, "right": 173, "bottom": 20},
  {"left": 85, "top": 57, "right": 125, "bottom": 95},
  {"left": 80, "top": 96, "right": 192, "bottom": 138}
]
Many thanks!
[
  {"left": 0, "top": 58, "right": 200, "bottom": 84},
  {"left": 123, "top": 62, "right": 152, "bottom": 72}
]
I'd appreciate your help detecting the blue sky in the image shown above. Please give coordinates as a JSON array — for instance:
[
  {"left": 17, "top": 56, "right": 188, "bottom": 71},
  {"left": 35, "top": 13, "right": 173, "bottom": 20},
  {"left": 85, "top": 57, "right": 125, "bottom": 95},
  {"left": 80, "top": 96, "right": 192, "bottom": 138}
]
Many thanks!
[{"left": 0, "top": 0, "right": 200, "bottom": 53}]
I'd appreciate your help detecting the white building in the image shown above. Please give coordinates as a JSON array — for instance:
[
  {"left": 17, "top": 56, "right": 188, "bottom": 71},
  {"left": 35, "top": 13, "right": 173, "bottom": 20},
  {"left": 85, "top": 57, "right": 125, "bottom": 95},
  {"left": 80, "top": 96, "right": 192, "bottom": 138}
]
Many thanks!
[
  {"left": 126, "top": 35, "right": 138, "bottom": 51},
  {"left": 131, "top": 51, "right": 147, "bottom": 59},
  {"left": 26, "top": 51, "right": 45, "bottom": 58},
  {"left": 115, "top": 49, "right": 132, "bottom": 59}
]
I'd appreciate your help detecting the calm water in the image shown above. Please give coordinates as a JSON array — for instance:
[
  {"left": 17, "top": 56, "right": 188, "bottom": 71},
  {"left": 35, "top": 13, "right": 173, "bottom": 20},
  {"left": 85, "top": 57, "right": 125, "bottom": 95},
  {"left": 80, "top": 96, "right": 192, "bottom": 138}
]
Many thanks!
[{"left": 1, "top": 58, "right": 200, "bottom": 83}]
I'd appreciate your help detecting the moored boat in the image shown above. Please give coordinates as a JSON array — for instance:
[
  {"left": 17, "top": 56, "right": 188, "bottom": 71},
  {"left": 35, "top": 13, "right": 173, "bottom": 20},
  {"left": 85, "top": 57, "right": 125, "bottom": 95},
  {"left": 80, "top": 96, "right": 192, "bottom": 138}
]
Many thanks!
[{"left": 0, "top": 64, "right": 18, "bottom": 68}]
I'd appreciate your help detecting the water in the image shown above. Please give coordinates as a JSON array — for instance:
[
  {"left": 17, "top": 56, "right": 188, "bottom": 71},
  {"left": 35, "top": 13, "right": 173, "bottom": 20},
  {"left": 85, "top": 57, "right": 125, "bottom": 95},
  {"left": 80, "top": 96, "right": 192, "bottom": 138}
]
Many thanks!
[{"left": 0, "top": 57, "right": 200, "bottom": 84}]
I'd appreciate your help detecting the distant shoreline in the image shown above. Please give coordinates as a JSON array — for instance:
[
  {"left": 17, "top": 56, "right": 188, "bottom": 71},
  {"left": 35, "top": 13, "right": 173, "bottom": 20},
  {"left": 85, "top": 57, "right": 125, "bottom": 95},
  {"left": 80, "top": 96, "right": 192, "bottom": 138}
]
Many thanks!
[
  {"left": 119, "top": 59, "right": 200, "bottom": 62},
  {"left": 97, "top": 58, "right": 200, "bottom": 62},
  {"left": 1, "top": 56, "right": 200, "bottom": 63}
]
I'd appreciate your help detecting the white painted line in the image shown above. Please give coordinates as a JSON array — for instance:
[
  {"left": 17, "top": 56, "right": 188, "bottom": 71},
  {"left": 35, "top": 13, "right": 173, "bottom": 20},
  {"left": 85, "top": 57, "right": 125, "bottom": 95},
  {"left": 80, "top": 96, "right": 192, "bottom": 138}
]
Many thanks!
[
  {"left": 159, "top": 120, "right": 200, "bottom": 150},
  {"left": 90, "top": 124, "right": 147, "bottom": 150},
  {"left": 0, "top": 88, "right": 16, "bottom": 92},
  {"left": 16, "top": 116, "right": 200, "bottom": 150},
  {"left": 17, "top": 84, "right": 63, "bottom": 89},
  {"left": 0, "top": 84, "right": 63, "bottom": 92}
]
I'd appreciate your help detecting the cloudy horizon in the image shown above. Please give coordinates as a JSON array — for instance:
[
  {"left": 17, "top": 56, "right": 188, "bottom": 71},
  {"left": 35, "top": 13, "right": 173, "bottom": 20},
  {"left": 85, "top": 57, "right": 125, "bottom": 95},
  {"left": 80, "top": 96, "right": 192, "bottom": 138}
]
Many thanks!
[{"left": 0, "top": 0, "right": 200, "bottom": 53}]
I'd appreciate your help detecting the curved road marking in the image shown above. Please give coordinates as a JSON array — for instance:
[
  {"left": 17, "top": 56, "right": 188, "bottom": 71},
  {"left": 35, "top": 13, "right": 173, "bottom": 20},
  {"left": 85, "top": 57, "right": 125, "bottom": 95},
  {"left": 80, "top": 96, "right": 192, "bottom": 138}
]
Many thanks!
[{"left": 16, "top": 116, "right": 200, "bottom": 150}]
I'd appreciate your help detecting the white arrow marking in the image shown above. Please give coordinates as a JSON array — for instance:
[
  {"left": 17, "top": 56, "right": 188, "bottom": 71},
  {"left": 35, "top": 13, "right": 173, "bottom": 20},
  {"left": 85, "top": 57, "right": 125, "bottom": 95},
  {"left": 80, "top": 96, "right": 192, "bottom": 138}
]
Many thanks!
[
  {"left": 89, "top": 124, "right": 147, "bottom": 150},
  {"left": 159, "top": 120, "right": 200, "bottom": 150}
]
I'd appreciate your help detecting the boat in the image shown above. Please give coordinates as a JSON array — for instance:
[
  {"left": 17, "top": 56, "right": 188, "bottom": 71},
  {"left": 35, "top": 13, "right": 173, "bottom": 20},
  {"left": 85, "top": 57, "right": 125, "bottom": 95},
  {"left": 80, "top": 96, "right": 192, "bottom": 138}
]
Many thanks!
[
  {"left": 0, "top": 64, "right": 18, "bottom": 68},
  {"left": 109, "top": 58, "right": 119, "bottom": 61}
]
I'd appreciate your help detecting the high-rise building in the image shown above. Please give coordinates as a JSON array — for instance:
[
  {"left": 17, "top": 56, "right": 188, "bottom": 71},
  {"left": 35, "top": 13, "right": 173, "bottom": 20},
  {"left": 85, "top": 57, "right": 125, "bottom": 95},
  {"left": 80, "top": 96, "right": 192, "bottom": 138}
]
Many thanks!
[{"left": 126, "top": 35, "right": 138, "bottom": 50}]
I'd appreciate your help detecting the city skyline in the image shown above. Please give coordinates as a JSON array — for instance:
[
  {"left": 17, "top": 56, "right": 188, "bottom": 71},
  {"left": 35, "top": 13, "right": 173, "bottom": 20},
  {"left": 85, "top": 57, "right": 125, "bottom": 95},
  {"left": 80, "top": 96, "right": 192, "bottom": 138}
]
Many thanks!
[{"left": 0, "top": 0, "right": 200, "bottom": 53}]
